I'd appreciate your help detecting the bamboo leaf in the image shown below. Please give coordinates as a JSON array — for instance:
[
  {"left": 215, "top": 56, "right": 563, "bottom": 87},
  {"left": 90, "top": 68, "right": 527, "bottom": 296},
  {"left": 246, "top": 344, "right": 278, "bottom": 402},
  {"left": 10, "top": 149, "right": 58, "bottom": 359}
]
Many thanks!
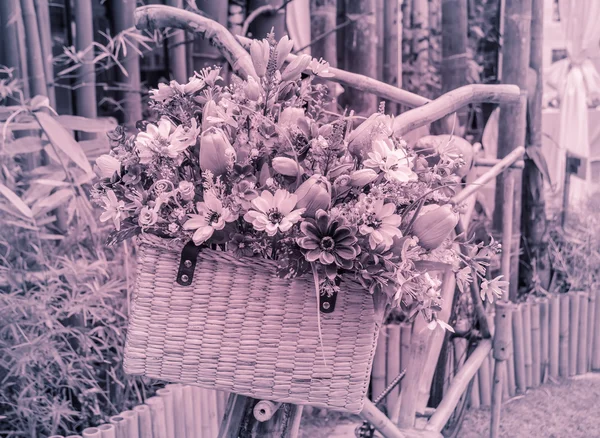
[
  {"left": 31, "top": 189, "right": 73, "bottom": 215},
  {"left": 34, "top": 112, "right": 94, "bottom": 174},
  {"left": 56, "top": 115, "right": 118, "bottom": 133},
  {"left": 4, "top": 136, "right": 46, "bottom": 155},
  {"left": 0, "top": 183, "right": 33, "bottom": 218},
  {"left": 2, "top": 219, "right": 39, "bottom": 231},
  {"left": 38, "top": 233, "right": 65, "bottom": 240}
]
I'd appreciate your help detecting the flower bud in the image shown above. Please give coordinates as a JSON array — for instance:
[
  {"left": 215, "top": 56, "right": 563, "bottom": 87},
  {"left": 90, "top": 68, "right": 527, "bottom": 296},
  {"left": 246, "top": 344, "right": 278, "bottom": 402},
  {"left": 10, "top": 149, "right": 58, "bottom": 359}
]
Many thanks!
[
  {"left": 411, "top": 204, "right": 459, "bottom": 250},
  {"left": 199, "top": 128, "right": 236, "bottom": 176},
  {"left": 349, "top": 169, "right": 378, "bottom": 187},
  {"left": 244, "top": 76, "right": 262, "bottom": 101},
  {"left": 96, "top": 154, "right": 121, "bottom": 179},
  {"left": 276, "top": 35, "right": 295, "bottom": 70},
  {"left": 347, "top": 113, "right": 393, "bottom": 157},
  {"left": 272, "top": 157, "right": 304, "bottom": 176},
  {"left": 278, "top": 107, "right": 305, "bottom": 128},
  {"left": 138, "top": 206, "right": 158, "bottom": 227},
  {"left": 202, "top": 99, "right": 219, "bottom": 132},
  {"left": 328, "top": 162, "right": 354, "bottom": 178},
  {"left": 178, "top": 181, "right": 195, "bottom": 202},
  {"left": 250, "top": 39, "right": 271, "bottom": 77},
  {"left": 294, "top": 175, "right": 331, "bottom": 217},
  {"left": 281, "top": 54, "right": 311, "bottom": 82}
]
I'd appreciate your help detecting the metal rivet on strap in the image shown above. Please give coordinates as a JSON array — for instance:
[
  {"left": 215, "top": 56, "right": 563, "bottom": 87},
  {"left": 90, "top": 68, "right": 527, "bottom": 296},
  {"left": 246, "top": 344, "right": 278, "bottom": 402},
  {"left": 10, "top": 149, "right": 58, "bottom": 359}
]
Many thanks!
[
  {"left": 183, "top": 260, "right": 192, "bottom": 268},
  {"left": 180, "top": 274, "right": 189, "bottom": 283},
  {"left": 322, "top": 302, "right": 330, "bottom": 310}
]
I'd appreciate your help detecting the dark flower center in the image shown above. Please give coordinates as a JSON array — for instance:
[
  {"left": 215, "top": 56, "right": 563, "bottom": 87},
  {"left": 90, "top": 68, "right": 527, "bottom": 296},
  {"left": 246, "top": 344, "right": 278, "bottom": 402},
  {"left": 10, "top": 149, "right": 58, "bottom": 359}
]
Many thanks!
[
  {"left": 267, "top": 208, "right": 283, "bottom": 224},
  {"left": 366, "top": 213, "right": 382, "bottom": 229},
  {"left": 320, "top": 236, "right": 335, "bottom": 251},
  {"left": 206, "top": 211, "right": 221, "bottom": 225}
]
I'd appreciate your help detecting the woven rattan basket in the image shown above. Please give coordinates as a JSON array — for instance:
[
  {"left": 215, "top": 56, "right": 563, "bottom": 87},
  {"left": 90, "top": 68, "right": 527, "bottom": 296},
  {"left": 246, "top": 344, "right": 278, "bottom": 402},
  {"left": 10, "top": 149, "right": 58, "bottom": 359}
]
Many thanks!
[{"left": 123, "top": 236, "right": 382, "bottom": 413}]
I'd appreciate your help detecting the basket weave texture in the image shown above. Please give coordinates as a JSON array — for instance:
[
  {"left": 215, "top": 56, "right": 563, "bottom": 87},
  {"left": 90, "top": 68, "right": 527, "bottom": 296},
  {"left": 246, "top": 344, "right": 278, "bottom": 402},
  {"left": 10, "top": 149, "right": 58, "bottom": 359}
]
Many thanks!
[{"left": 124, "top": 237, "right": 381, "bottom": 413}]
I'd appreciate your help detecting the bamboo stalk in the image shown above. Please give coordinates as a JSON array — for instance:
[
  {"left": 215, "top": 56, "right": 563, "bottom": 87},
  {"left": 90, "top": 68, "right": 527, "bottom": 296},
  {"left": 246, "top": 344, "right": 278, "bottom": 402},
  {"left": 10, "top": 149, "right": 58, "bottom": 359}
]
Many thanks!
[
  {"left": 358, "top": 400, "right": 406, "bottom": 438},
  {"left": 0, "top": 0, "right": 28, "bottom": 97},
  {"left": 20, "top": 0, "right": 48, "bottom": 97},
  {"left": 531, "top": 301, "right": 541, "bottom": 386},
  {"left": 559, "top": 294, "right": 570, "bottom": 377},
  {"left": 98, "top": 424, "right": 116, "bottom": 438},
  {"left": 133, "top": 405, "right": 153, "bottom": 438},
  {"left": 490, "top": 302, "right": 512, "bottom": 437},
  {"left": 166, "top": 0, "right": 187, "bottom": 83},
  {"left": 193, "top": 387, "right": 211, "bottom": 437},
  {"left": 478, "top": 351, "right": 491, "bottom": 407},
  {"left": 146, "top": 396, "right": 168, "bottom": 438},
  {"left": 83, "top": 428, "right": 102, "bottom": 438},
  {"left": 506, "top": 331, "right": 516, "bottom": 396},
  {"left": 372, "top": 325, "right": 388, "bottom": 405},
  {"left": 426, "top": 339, "right": 492, "bottom": 432},
  {"left": 33, "top": 0, "right": 55, "bottom": 107},
  {"left": 207, "top": 389, "right": 220, "bottom": 437},
  {"left": 588, "top": 290, "right": 596, "bottom": 371},
  {"left": 522, "top": 302, "right": 533, "bottom": 387},
  {"left": 119, "top": 410, "right": 139, "bottom": 438},
  {"left": 216, "top": 391, "right": 228, "bottom": 422},
  {"left": 109, "top": 416, "right": 128, "bottom": 438},
  {"left": 386, "top": 324, "right": 401, "bottom": 411},
  {"left": 512, "top": 304, "right": 527, "bottom": 393},
  {"left": 490, "top": 362, "right": 504, "bottom": 438},
  {"left": 470, "top": 371, "right": 480, "bottom": 409},
  {"left": 400, "top": 322, "right": 412, "bottom": 393},
  {"left": 569, "top": 292, "right": 580, "bottom": 376},
  {"left": 157, "top": 388, "right": 175, "bottom": 438},
  {"left": 577, "top": 292, "right": 589, "bottom": 375},
  {"left": 593, "top": 289, "right": 600, "bottom": 370},
  {"left": 165, "top": 384, "right": 186, "bottom": 438},
  {"left": 549, "top": 294, "right": 560, "bottom": 378},
  {"left": 539, "top": 298, "right": 549, "bottom": 382},
  {"left": 182, "top": 385, "right": 197, "bottom": 438}
]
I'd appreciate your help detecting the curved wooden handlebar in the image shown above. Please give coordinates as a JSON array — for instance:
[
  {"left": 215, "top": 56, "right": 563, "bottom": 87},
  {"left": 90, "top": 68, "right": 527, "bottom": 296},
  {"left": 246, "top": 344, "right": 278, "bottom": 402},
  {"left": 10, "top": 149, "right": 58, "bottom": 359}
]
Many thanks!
[
  {"left": 134, "top": 5, "right": 259, "bottom": 80},
  {"left": 135, "top": 4, "right": 521, "bottom": 122}
]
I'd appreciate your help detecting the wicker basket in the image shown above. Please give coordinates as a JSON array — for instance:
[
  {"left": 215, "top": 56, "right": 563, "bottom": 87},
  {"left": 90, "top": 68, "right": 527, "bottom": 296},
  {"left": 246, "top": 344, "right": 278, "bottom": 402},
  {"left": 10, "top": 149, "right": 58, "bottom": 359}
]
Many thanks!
[{"left": 123, "top": 236, "right": 382, "bottom": 413}]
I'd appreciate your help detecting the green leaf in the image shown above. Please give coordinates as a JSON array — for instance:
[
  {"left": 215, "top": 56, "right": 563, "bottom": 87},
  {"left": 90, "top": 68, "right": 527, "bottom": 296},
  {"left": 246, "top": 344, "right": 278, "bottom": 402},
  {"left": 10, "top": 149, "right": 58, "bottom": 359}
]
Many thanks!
[
  {"left": 4, "top": 136, "right": 45, "bottom": 156},
  {"left": 56, "top": 115, "right": 118, "bottom": 133},
  {"left": 31, "top": 189, "right": 73, "bottom": 215},
  {"left": 34, "top": 112, "right": 94, "bottom": 174},
  {"left": 0, "top": 183, "right": 33, "bottom": 218}
]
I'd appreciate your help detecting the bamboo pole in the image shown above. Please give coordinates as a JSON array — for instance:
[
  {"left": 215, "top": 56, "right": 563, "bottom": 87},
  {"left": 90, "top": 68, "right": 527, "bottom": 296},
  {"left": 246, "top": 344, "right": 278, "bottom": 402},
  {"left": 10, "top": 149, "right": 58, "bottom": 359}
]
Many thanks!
[
  {"left": 217, "top": 391, "right": 228, "bottom": 422},
  {"left": 569, "top": 292, "right": 580, "bottom": 376},
  {"left": 593, "top": 289, "right": 600, "bottom": 370},
  {"left": 146, "top": 396, "right": 168, "bottom": 438},
  {"left": 549, "top": 294, "right": 560, "bottom": 378},
  {"left": 33, "top": 0, "right": 55, "bottom": 107},
  {"left": 539, "top": 298, "right": 549, "bottom": 382},
  {"left": 112, "top": 0, "right": 143, "bottom": 129},
  {"left": 165, "top": 384, "right": 186, "bottom": 438},
  {"left": 531, "top": 302, "right": 541, "bottom": 387},
  {"left": 358, "top": 400, "right": 406, "bottom": 438},
  {"left": 73, "top": 0, "right": 97, "bottom": 141},
  {"left": 490, "top": 302, "right": 512, "bottom": 437},
  {"left": 109, "top": 416, "right": 128, "bottom": 438},
  {"left": 478, "top": 350, "right": 491, "bottom": 407},
  {"left": 372, "top": 325, "right": 388, "bottom": 406},
  {"left": 587, "top": 290, "right": 596, "bottom": 371},
  {"left": 383, "top": 0, "right": 402, "bottom": 113},
  {"left": 133, "top": 404, "right": 153, "bottom": 438},
  {"left": 98, "top": 424, "right": 116, "bottom": 438},
  {"left": 192, "top": 387, "right": 208, "bottom": 437},
  {"left": 559, "top": 294, "right": 570, "bottom": 377},
  {"left": 506, "top": 329, "right": 516, "bottom": 396},
  {"left": 20, "top": 0, "right": 48, "bottom": 97},
  {"left": 577, "top": 292, "right": 589, "bottom": 375},
  {"left": 182, "top": 385, "right": 197, "bottom": 438},
  {"left": 426, "top": 340, "right": 493, "bottom": 432},
  {"left": 386, "top": 324, "right": 401, "bottom": 411},
  {"left": 165, "top": 0, "right": 187, "bottom": 83},
  {"left": 207, "top": 389, "right": 220, "bottom": 437},
  {"left": 119, "top": 410, "right": 139, "bottom": 438},
  {"left": 82, "top": 429, "right": 102, "bottom": 438},
  {"left": 0, "top": 0, "right": 27, "bottom": 97},
  {"left": 522, "top": 302, "right": 533, "bottom": 387},
  {"left": 512, "top": 304, "right": 527, "bottom": 393},
  {"left": 470, "top": 371, "right": 480, "bottom": 409},
  {"left": 157, "top": 388, "right": 175, "bottom": 438}
]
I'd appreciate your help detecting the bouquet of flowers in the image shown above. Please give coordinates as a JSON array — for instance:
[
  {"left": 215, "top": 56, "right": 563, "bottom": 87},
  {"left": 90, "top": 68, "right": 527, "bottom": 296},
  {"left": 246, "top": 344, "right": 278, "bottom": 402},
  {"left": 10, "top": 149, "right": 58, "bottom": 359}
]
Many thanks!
[{"left": 93, "top": 33, "right": 505, "bottom": 328}]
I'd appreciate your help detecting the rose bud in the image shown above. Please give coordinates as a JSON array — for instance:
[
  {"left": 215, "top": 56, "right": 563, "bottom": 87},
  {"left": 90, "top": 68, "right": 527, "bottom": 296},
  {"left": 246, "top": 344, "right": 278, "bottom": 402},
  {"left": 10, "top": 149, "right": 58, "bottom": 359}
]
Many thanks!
[
  {"left": 280, "top": 54, "right": 312, "bottom": 82},
  {"left": 349, "top": 169, "right": 378, "bottom": 187},
  {"left": 199, "top": 128, "right": 236, "bottom": 176},
  {"left": 178, "top": 181, "right": 195, "bottom": 202},
  {"left": 294, "top": 174, "right": 331, "bottom": 217},
  {"left": 244, "top": 76, "right": 262, "bottom": 101},
  {"left": 410, "top": 204, "right": 459, "bottom": 250},
  {"left": 272, "top": 156, "right": 304, "bottom": 177},
  {"left": 95, "top": 154, "right": 121, "bottom": 179},
  {"left": 250, "top": 39, "right": 271, "bottom": 77},
  {"left": 276, "top": 35, "right": 295, "bottom": 69}
]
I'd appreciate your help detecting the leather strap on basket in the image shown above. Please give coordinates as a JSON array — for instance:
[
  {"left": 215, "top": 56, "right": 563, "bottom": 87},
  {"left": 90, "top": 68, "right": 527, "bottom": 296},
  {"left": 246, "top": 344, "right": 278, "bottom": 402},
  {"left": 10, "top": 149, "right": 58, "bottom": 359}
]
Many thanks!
[{"left": 176, "top": 241, "right": 203, "bottom": 286}]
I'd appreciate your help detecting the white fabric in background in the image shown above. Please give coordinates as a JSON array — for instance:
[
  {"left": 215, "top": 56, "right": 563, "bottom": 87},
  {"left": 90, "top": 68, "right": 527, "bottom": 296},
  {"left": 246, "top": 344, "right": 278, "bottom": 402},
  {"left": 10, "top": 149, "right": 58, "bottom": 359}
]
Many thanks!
[
  {"left": 285, "top": 0, "right": 311, "bottom": 55},
  {"left": 545, "top": 0, "right": 600, "bottom": 199}
]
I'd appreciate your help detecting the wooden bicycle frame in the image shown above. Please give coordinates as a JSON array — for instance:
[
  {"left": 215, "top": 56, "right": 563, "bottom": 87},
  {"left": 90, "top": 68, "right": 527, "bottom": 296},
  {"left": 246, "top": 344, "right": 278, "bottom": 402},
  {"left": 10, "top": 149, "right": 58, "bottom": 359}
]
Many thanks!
[{"left": 134, "top": 6, "right": 524, "bottom": 437}]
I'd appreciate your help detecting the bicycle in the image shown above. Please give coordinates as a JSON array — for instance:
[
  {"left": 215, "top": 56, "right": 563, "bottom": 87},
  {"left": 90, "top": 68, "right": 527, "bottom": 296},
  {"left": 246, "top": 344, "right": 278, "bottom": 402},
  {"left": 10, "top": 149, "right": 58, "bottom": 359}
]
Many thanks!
[{"left": 135, "top": 5, "right": 523, "bottom": 437}]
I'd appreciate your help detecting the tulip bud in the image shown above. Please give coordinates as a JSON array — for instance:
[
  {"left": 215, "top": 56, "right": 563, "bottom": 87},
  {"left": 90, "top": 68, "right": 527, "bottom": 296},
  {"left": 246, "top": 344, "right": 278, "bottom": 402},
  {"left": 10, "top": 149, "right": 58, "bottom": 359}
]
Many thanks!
[
  {"left": 281, "top": 54, "right": 311, "bottom": 82},
  {"left": 410, "top": 204, "right": 459, "bottom": 250},
  {"left": 199, "top": 128, "right": 236, "bottom": 176},
  {"left": 96, "top": 154, "right": 121, "bottom": 179},
  {"left": 250, "top": 39, "right": 271, "bottom": 77},
  {"left": 244, "top": 76, "right": 262, "bottom": 101},
  {"left": 328, "top": 162, "right": 354, "bottom": 178},
  {"left": 349, "top": 169, "right": 378, "bottom": 187},
  {"left": 272, "top": 157, "right": 304, "bottom": 176},
  {"left": 276, "top": 35, "right": 295, "bottom": 69},
  {"left": 294, "top": 174, "right": 331, "bottom": 217},
  {"left": 278, "top": 107, "right": 305, "bottom": 128},
  {"left": 347, "top": 113, "right": 386, "bottom": 157},
  {"left": 202, "top": 100, "right": 219, "bottom": 132}
]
